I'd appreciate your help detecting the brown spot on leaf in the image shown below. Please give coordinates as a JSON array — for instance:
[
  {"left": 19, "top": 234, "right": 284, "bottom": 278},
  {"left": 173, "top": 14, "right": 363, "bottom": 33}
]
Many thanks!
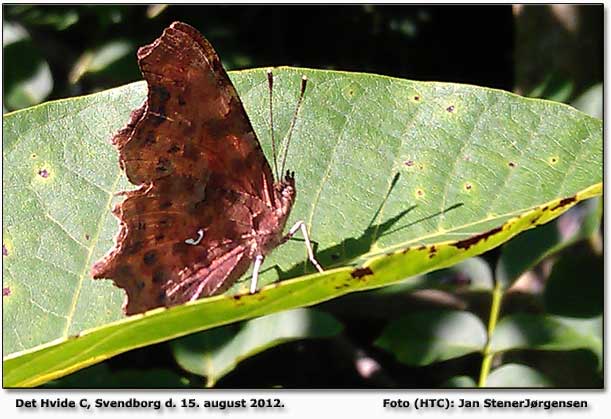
[
  {"left": 452, "top": 226, "right": 503, "bottom": 250},
  {"left": 2, "top": 244, "right": 8, "bottom": 256},
  {"left": 446, "top": 105, "right": 455, "bottom": 112},
  {"left": 508, "top": 161, "right": 516, "bottom": 168},
  {"left": 428, "top": 245, "right": 437, "bottom": 258},
  {"left": 3, "top": 287, "right": 10, "bottom": 297},
  {"left": 404, "top": 160, "right": 414, "bottom": 167},
  {"left": 85, "top": 234, "right": 90, "bottom": 240},
  {"left": 38, "top": 169, "right": 49, "bottom": 178},
  {"left": 414, "top": 95, "right": 420, "bottom": 101},
  {"left": 550, "top": 196, "right": 577, "bottom": 211},
  {"left": 351, "top": 267, "right": 373, "bottom": 279}
]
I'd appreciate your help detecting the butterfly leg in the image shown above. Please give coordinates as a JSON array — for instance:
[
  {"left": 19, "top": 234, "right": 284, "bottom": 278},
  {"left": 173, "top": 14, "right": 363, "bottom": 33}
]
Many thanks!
[
  {"left": 250, "top": 254, "right": 265, "bottom": 294},
  {"left": 284, "top": 221, "right": 324, "bottom": 273}
]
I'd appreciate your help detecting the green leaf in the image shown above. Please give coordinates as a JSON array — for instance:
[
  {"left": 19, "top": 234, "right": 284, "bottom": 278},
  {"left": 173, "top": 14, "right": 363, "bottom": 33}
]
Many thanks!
[
  {"left": 171, "top": 308, "right": 342, "bottom": 387},
  {"left": 375, "top": 310, "right": 487, "bottom": 366},
  {"left": 490, "top": 314, "right": 602, "bottom": 366},
  {"left": 3, "top": 67, "right": 602, "bottom": 386},
  {"left": 486, "top": 364, "right": 553, "bottom": 388}
]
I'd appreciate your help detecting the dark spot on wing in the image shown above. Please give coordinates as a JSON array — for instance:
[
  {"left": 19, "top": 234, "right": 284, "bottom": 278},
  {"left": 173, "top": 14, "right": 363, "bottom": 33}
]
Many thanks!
[
  {"left": 136, "top": 280, "right": 145, "bottom": 290},
  {"left": 159, "top": 200, "right": 173, "bottom": 209},
  {"left": 143, "top": 250, "right": 157, "bottom": 266},
  {"left": 152, "top": 270, "right": 166, "bottom": 284},
  {"left": 351, "top": 267, "right": 373, "bottom": 279},
  {"left": 116, "top": 265, "right": 133, "bottom": 277},
  {"left": 167, "top": 144, "right": 180, "bottom": 154},
  {"left": 150, "top": 85, "right": 170, "bottom": 115},
  {"left": 125, "top": 240, "right": 143, "bottom": 255},
  {"left": 143, "top": 133, "right": 156, "bottom": 146},
  {"left": 156, "top": 157, "right": 171, "bottom": 173}
]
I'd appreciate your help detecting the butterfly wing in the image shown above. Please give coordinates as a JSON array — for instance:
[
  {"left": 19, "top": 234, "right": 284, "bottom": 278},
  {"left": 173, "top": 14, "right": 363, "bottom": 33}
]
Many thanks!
[
  {"left": 119, "top": 21, "right": 277, "bottom": 203},
  {"left": 92, "top": 22, "right": 279, "bottom": 314}
]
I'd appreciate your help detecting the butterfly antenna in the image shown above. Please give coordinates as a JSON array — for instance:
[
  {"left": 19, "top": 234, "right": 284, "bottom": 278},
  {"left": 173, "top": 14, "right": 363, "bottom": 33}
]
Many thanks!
[
  {"left": 267, "top": 70, "right": 279, "bottom": 180},
  {"left": 280, "top": 75, "right": 308, "bottom": 178}
]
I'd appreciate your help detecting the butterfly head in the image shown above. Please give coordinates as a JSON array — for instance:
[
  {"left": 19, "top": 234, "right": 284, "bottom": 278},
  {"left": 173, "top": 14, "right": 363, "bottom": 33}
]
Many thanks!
[{"left": 274, "top": 170, "right": 296, "bottom": 214}]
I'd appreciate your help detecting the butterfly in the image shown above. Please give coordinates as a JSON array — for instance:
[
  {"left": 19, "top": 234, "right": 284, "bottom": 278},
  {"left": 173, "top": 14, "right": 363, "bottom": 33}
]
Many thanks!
[{"left": 92, "top": 21, "right": 322, "bottom": 315}]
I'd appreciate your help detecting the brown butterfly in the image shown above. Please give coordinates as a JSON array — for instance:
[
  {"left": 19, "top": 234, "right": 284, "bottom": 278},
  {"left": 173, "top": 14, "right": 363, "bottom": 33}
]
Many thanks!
[{"left": 92, "top": 21, "right": 322, "bottom": 315}]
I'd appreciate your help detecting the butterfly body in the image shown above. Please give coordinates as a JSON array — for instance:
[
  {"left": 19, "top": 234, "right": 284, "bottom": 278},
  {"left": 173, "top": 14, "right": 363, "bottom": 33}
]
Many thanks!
[{"left": 92, "top": 22, "right": 303, "bottom": 315}]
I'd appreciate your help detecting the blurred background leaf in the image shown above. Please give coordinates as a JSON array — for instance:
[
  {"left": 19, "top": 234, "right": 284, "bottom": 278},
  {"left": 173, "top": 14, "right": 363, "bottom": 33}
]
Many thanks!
[
  {"left": 485, "top": 363, "right": 553, "bottom": 388},
  {"left": 3, "top": 21, "right": 53, "bottom": 110},
  {"left": 171, "top": 309, "right": 342, "bottom": 387}
]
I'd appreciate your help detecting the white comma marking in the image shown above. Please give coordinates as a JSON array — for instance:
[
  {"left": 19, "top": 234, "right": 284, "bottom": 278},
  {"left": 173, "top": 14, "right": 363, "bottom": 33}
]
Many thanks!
[{"left": 185, "top": 228, "right": 204, "bottom": 245}]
